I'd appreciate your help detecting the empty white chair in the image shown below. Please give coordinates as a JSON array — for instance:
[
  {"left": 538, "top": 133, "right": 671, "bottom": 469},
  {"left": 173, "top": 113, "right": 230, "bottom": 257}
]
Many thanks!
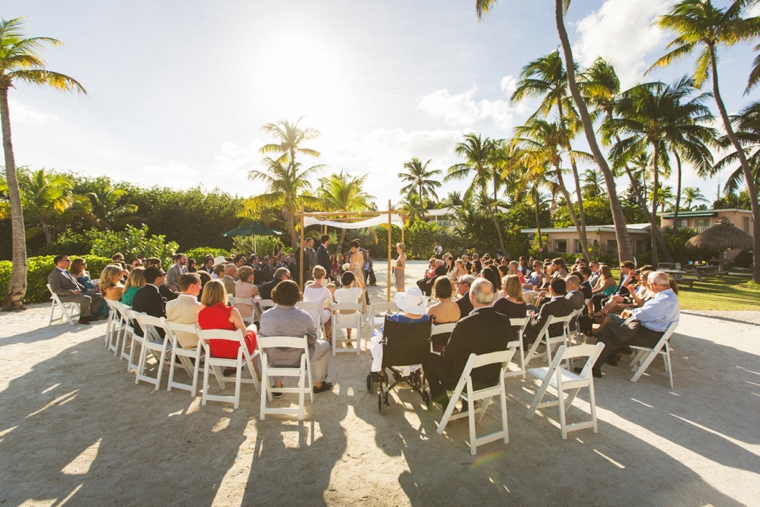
[
  {"left": 525, "top": 343, "right": 605, "bottom": 439},
  {"left": 231, "top": 297, "right": 256, "bottom": 326},
  {"left": 504, "top": 317, "right": 529, "bottom": 379},
  {"left": 165, "top": 321, "right": 204, "bottom": 397},
  {"left": 296, "top": 300, "right": 329, "bottom": 341},
  {"left": 46, "top": 283, "right": 80, "bottom": 326},
  {"left": 331, "top": 302, "right": 363, "bottom": 356},
  {"left": 523, "top": 314, "right": 574, "bottom": 365},
  {"left": 430, "top": 322, "right": 456, "bottom": 355},
  {"left": 104, "top": 299, "right": 122, "bottom": 351},
  {"left": 133, "top": 314, "right": 173, "bottom": 390},
  {"left": 258, "top": 335, "right": 313, "bottom": 420},
  {"left": 437, "top": 345, "right": 517, "bottom": 455},
  {"left": 629, "top": 322, "right": 678, "bottom": 389},
  {"left": 197, "top": 327, "right": 260, "bottom": 409}
]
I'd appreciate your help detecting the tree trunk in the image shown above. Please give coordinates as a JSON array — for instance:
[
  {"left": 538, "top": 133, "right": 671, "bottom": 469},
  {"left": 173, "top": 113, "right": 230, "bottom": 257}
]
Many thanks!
[
  {"left": 623, "top": 164, "right": 671, "bottom": 263},
  {"left": 339, "top": 228, "right": 346, "bottom": 254},
  {"left": 1, "top": 86, "right": 28, "bottom": 311},
  {"left": 555, "top": 165, "right": 587, "bottom": 258},
  {"left": 673, "top": 150, "right": 683, "bottom": 232},
  {"left": 41, "top": 215, "right": 54, "bottom": 248},
  {"left": 554, "top": 0, "right": 633, "bottom": 263},
  {"left": 709, "top": 47, "right": 760, "bottom": 282},
  {"left": 651, "top": 144, "right": 660, "bottom": 267},
  {"left": 534, "top": 187, "right": 544, "bottom": 258},
  {"left": 483, "top": 187, "right": 506, "bottom": 255}
]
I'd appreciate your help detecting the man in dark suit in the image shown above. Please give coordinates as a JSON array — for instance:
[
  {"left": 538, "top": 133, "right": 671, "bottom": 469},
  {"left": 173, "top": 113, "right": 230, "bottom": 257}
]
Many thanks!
[
  {"left": 565, "top": 275, "right": 586, "bottom": 311},
  {"left": 259, "top": 267, "right": 290, "bottom": 300},
  {"left": 423, "top": 278, "right": 514, "bottom": 407},
  {"left": 317, "top": 235, "right": 331, "bottom": 278},
  {"left": 303, "top": 237, "right": 318, "bottom": 281},
  {"left": 132, "top": 267, "right": 167, "bottom": 337},
  {"left": 524, "top": 278, "right": 575, "bottom": 346},
  {"left": 47, "top": 254, "right": 104, "bottom": 325},
  {"left": 577, "top": 266, "right": 593, "bottom": 300},
  {"left": 454, "top": 274, "right": 475, "bottom": 318}
]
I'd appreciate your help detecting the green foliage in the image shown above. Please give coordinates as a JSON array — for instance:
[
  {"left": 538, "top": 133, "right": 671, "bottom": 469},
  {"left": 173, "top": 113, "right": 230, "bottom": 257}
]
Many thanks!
[
  {"left": 553, "top": 197, "right": 648, "bottom": 228},
  {"left": 89, "top": 225, "right": 178, "bottom": 265},
  {"left": 231, "top": 236, "right": 282, "bottom": 258},
  {"left": 404, "top": 222, "right": 470, "bottom": 259},
  {"left": 183, "top": 247, "right": 231, "bottom": 263},
  {"left": 0, "top": 254, "right": 112, "bottom": 304},
  {"left": 712, "top": 190, "right": 752, "bottom": 210},
  {"left": 658, "top": 227, "right": 711, "bottom": 264}
]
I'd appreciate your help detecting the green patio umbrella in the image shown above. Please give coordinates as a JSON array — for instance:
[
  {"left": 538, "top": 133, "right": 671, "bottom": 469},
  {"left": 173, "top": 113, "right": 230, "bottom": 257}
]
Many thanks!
[{"left": 222, "top": 221, "right": 282, "bottom": 237}]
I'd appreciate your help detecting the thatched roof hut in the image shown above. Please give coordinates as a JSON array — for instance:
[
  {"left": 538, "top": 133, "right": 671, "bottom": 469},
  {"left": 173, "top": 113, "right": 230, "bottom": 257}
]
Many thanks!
[{"left": 686, "top": 217, "right": 753, "bottom": 251}]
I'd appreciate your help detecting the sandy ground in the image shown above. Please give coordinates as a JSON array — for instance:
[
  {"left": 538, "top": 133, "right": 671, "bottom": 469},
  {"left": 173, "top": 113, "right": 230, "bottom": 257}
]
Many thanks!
[{"left": 1, "top": 261, "right": 759, "bottom": 506}]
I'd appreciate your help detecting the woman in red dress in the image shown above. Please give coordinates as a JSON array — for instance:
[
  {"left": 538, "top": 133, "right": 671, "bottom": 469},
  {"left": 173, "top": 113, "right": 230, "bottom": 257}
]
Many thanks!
[{"left": 198, "top": 280, "right": 258, "bottom": 370}]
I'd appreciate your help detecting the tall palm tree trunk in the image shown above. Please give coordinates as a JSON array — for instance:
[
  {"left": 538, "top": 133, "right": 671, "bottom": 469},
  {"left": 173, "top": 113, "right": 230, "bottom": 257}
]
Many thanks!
[
  {"left": 40, "top": 215, "right": 54, "bottom": 248},
  {"left": 534, "top": 187, "right": 544, "bottom": 257},
  {"left": 483, "top": 188, "right": 506, "bottom": 255},
  {"left": 623, "top": 165, "right": 671, "bottom": 262},
  {"left": 1, "top": 87, "right": 27, "bottom": 311},
  {"left": 555, "top": 165, "right": 587, "bottom": 258},
  {"left": 651, "top": 145, "right": 661, "bottom": 267},
  {"left": 554, "top": 0, "right": 633, "bottom": 263},
  {"left": 709, "top": 47, "right": 760, "bottom": 282},
  {"left": 673, "top": 150, "right": 683, "bottom": 232}
]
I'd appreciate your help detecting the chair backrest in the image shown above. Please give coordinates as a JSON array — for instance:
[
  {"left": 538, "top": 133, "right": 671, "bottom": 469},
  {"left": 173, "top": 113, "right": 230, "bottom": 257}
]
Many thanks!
[
  {"left": 332, "top": 302, "right": 363, "bottom": 314},
  {"left": 431, "top": 322, "right": 456, "bottom": 337},
  {"left": 134, "top": 313, "right": 167, "bottom": 342},
  {"left": 257, "top": 335, "right": 309, "bottom": 352},
  {"left": 46, "top": 284, "right": 61, "bottom": 302},
  {"left": 259, "top": 299, "right": 275, "bottom": 311},
  {"left": 549, "top": 343, "right": 605, "bottom": 379},
  {"left": 197, "top": 327, "right": 246, "bottom": 347},
  {"left": 369, "top": 301, "right": 398, "bottom": 316},
  {"left": 535, "top": 314, "right": 555, "bottom": 339},
  {"left": 164, "top": 320, "right": 200, "bottom": 347},
  {"left": 662, "top": 321, "right": 679, "bottom": 341},
  {"left": 296, "top": 301, "right": 323, "bottom": 312},
  {"left": 549, "top": 313, "right": 574, "bottom": 337},
  {"left": 458, "top": 346, "right": 518, "bottom": 389},
  {"left": 231, "top": 296, "right": 254, "bottom": 308}
]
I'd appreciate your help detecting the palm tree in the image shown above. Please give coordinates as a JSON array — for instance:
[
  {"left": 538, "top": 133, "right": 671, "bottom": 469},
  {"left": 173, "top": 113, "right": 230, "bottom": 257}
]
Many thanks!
[
  {"left": 581, "top": 169, "right": 604, "bottom": 199},
  {"left": 17, "top": 168, "right": 74, "bottom": 247},
  {"left": 681, "top": 186, "right": 708, "bottom": 209},
  {"left": 650, "top": 0, "right": 760, "bottom": 281},
  {"left": 511, "top": 51, "right": 592, "bottom": 259},
  {"left": 712, "top": 100, "right": 760, "bottom": 199},
  {"left": 604, "top": 77, "right": 715, "bottom": 265},
  {"left": 259, "top": 117, "right": 321, "bottom": 165},
  {"left": 318, "top": 170, "right": 375, "bottom": 250},
  {"left": 475, "top": 1, "right": 633, "bottom": 262},
  {"left": 82, "top": 180, "right": 139, "bottom": 231},
  {"left": 398, "top": 158, "right": 442, "bottom": 214},
  {"left": 0, "top": 17, "right": 86, "bottom": 310},
  {"left": 445, "top": 133, "right": 506, "bottom": 254},
  {"left": 397, "top": 192, "right": 426, "bottom": 225},
  {"left": 246, "top": 158, "right": 323, "bottom": 247}
]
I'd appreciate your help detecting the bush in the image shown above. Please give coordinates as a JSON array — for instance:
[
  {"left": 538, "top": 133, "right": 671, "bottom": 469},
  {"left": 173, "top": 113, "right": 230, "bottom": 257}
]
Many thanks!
[
  {"left": 404, "top": 222, "right": 469, "bottom": 259},
  {"left": 0, "top": 254, "right": 113, "bottom": 305},
  {"left": 89, "top": 225, "right": 178, "bottom": 266}
]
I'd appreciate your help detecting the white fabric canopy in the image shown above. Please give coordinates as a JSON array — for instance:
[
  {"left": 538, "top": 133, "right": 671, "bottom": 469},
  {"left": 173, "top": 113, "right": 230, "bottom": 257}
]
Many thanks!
[{"left": 303, "top": 213, "right": 405, "bottom": 230}]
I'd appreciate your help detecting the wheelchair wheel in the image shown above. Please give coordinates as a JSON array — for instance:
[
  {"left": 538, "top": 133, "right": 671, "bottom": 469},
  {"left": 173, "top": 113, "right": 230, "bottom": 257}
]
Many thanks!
[
  {"left": 422, "top": 389, "right": 432, "bottom": 411},
  {"left": 378, "top": 391, "right": 384, "bottom": 415},
  {"left": 366, "top": 373, "right": 374, "bottom": 394}
]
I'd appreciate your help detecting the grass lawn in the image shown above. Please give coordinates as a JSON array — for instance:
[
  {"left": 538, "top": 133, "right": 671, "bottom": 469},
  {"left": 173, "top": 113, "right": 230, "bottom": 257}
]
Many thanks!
[{"left": 612, "top": 269, "right": 760, "bottom": 311}]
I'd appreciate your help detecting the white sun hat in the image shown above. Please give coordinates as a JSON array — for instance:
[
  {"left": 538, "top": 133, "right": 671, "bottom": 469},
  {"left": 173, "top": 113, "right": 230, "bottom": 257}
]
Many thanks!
[
  {"left": 213, "top": 255, "right": 227, "bottom": 266},
  {"left": 394, "top": 286, "right": 428, "bottom": 315}
]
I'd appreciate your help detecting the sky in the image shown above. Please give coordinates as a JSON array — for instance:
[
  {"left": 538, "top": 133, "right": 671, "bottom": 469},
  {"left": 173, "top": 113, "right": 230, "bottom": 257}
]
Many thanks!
[{"left": 5, "top": 0, "right": 760, "bottom": 212}]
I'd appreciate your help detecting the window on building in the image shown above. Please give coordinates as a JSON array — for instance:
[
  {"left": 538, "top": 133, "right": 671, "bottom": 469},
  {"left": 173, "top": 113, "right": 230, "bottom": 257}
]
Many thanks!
[
  {"left": 574, "top": 240, "right": 584, "bottom": 254},
  {"left": 636, "top": 240, "right": 647, "bottom": 254},
  {"left": 555, "top": 240, "right": 567, "bottom": 253},
  {"left": 695, "top": 218, "right": 710, "bottom": 232},
  {"left": 607, "top": 240, "right": 618, "bottom": 255},
  {"left": 676, "top": 219, "right": 688, "bottom": 228},
  {"left": 744, "top": 217, "right": 751, "bottom": 234}
]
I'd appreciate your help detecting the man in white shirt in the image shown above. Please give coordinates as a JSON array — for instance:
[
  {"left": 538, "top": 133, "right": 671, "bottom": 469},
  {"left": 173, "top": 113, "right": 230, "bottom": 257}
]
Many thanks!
[{"left": 166, "top": 273, "right": 202, "bottom": 349}]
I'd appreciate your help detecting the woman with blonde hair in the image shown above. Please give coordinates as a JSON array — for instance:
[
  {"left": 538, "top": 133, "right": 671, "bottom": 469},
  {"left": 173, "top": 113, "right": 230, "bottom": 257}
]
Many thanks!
[
  {"left": 121, "top": 267, "right": 145, "bottom": 306},
  {"left": 99, "top": 264, "right": 125, "bottom": 301},
  {"left": 197, "top": 280, "right": 258, "bottom": 369},
  {"left": 234, "top": 266, "right": 259, "bottom": 320},
  {"left": 394, "top": 243, "right": 406, "bottom": 292},
  {"left": 493, "top": 274, "right": 527, "bottom": 319}
]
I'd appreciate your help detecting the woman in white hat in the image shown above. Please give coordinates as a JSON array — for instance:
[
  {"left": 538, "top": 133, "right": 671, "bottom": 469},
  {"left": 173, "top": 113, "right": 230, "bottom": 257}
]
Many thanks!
[{"left": 369, "top": 286, "right": 430, "bottom": 373}]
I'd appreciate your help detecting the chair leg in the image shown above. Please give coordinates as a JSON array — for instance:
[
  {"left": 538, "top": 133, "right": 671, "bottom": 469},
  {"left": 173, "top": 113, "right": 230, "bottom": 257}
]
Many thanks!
[
  {"left": 298, "top": 360, "right": 306, "bottom": 421},
  {"left": 202, "top": 360, "right": 210, "bottom": 406},
  {"left": 665, "top": 344, "right": 674, "bottom": 389},
  {"left": 167, "top": 351, "right": 177, "bottom": 392},
  {"left": 526, "top": 376, "right": 552, "bottom": 421},
  {"left": 234, "top": 359, "right": 242, "bottom": 410},
  {"left": 477, "top": 396, "right": 492, "bottom": 424},
  {"left": 518, "top": 337, "right": 526, "bottom": 379},
  {"left": 260, "top": 362, "right": 268, "bottom": 420},
  {"left": 564, "top": 387, "right": 581, "bottom": 411},
  {"left": 135, "top": 342, "right": 148, "bottom": 384},
  {"left": 558, "top": 386, "right": 568, "bottom": 440},
  {"left": 588, "top": 381, "right": 599, "bottom": 434},
  {"left": 500, "top": 388, "right": 509, "bottom": 444},
  {"left": 467, "top": 388, "right": 477, "bottom": 455},
  {"left": 154, "top": 346, "right": 167, "bottom": 391},
  {"left": 191, "top": 355, "right": 201, "bottom": 397},
  {"left": 631, "top": 349, "right": 662, "bottom": 383},
  {"left": 438, "top": 383, "right": 465, "bottom": 434}
]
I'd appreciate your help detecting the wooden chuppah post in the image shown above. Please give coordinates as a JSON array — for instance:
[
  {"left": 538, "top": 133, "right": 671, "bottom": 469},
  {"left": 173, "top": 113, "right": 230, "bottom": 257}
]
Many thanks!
[
  {"left": 299, "top": 203, "right": 305, "bottom": 292},
  {"left": 387, "top": 200, "right": 392, "bottom": 303}
]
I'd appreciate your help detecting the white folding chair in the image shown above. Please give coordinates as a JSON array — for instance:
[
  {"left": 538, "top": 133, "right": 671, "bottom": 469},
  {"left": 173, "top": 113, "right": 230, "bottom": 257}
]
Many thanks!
[
  {"left": 125, "top": 309, "right": 146, "bottom": 372},
  {"left": 117, "top": 303, "right": 136, "bottom": 361},
  {"left": 253, "top": 298, "right": 275, "bottom": 322},
  {"left": 367, "top": 301, "right": 398, "bottom": 343},
  {"left": 296, "top": 301, "right": 329, "bottom": 340},
  {"left": 104, "top": 299, "right": 122, "bottom": 351},
  {"left": 437, "top": 346, "right": 517, "bottom": 455},
  {"left": 504, "top": 317, "right": 529, "bottom": 379},
  {"left": 197, "top": 327, "right": 260, "bottom": 409},
  {"left": 525, "top": 343, "right": 605, "bottom": 439},
  {"left": 258, "top": 335, "right": 313, "bottom": 421},
  {"left": 46, "top": 284, "right": 80, "bottom": 326},
  {"left": 523, "top": 314, "right": 573, "bottom": 365},
  {"left": 133, "top": 314, "right": 173, "bottom": 390},
  {"left": 231, "top": 297, "right": 256, "bottom": 326},
  {"left": 331, "top": 302, "right": 363, "bottom": 356},
  {"left": 629, "top": 322, "right": 678, "bottom": 389},
  {"left": 430, "top": 322, "right": 456, "bottom": 355},
  {"left": 164, "top": 321, "right": 203, "bottom": 397}
]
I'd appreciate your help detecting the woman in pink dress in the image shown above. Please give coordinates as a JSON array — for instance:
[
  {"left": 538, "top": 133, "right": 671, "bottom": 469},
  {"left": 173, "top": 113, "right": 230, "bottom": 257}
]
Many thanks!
[{"left": 234, "top": 266, "right": 258, "bottom": 320}]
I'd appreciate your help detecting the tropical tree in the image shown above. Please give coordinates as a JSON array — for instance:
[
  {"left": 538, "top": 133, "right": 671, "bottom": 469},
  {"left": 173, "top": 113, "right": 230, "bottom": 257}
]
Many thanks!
[
  {"left": 81, "top": 180, "right": 139, "bottom": 231},
  {"left": 17, "top": 168, "right": 74, "bottom": 247},
  {"left": 650, "top": 0, "right": 760, "bottom": 280},
  {"left": 681, "top": 186, "right": 708, "bottom": 209},
  {"left": 259, "top": 117, "right": 321, "bottom": 165},
  {"left": 0, "top": 17, "right": 86, "bottom": 310},
  {"left": 581, "top": 168, "right": 604, "bottom": 199},
  {"left": 445, "top": 133, "right": 506, "bottom": 254},
  {"left": 476, "top": 1, "right": 633, "bottom": 262},
  {"left": 397, "top": 192, "right": 426, "bottom": 225},
  {"left": 398, "top": 158, "right": 442, "bottom": 214},
  {"left": 713, "top": 100, "right": 760, "bottom": 201},
  {"left": 605, "top": 77, "right": 715, "bottom": 264},
  {"left": 245, "top": 158, "right": 323, "bottom": 247},
  {"left": 318, "top": 170, "right": 375, "bottom": 250}
]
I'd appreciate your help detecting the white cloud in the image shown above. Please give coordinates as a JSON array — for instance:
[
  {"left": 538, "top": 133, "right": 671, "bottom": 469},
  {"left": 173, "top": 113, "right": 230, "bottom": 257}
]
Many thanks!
[
  {"left": 574, "top": 0, "right": 675, "bottom": 89},
  {"left": 9, "top": 99, "right": 60, "bottom": 124},
  {"left": 418, "top": 77, "right": 521, "bottom": 129}
]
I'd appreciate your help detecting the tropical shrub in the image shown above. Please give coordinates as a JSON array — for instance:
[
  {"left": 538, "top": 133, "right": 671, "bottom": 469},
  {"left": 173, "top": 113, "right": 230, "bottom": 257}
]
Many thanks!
[
  {"left": 89, "top": 225, "right": 178, "bottom": 265},
  {"left": 184, "top": 247, "right": 231, "bottom": 263}
]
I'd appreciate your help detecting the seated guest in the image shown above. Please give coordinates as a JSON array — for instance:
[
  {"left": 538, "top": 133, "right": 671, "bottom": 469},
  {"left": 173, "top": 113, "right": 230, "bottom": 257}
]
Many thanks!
[
  {"left": 223, "top": 264, "right": 238, "bottom": 297},
  {"left": 144, "top": 257, "right": 162, "bottom": 269},
  {"left": 112, "top": 252, "right": 125, "bottom": 264},
  {"left": 197, "top": 279, "right": 259, "bottom": 376},
  {"left": 524, "top": 278, "right": 574, "bottom": 347},
  {"left": 417, "top": 259, "right": 447, "bottom": 297},
  {"left": 422, "top": 279, "right": 514, "bottom": 407},
  {"left": 261, "top": 256, "right": 276, "bottom": 283},
  {"left": 550, "top": 258, "right": 569, "bottom": 279},
  {"left": 455, "top": 275, "right": 476, "bottom": 318},
  {"left": 212, "top": 263, "right": 225, "bottom": 280},
  {"left": 333, "top": 271, "right": 364, "bottom": 341},
  {"left": 70, "top": 257, "right": 109, "bottom": 318},
  {"left": 187, "top": 258, "right": 197, "bottom": 273},
  {"left": 588, "top": 261, "right": 601, "bottom": 287},
  {"left": 523, "top": 261, "right": 544, "bottom": 291},
  {"left": 303, "top": 265, "right": 333, "bottom": 337},
  {"left": 197, "top": 271, "right": 211, "bottom": 301},
  {"left": 258, "top": 280, "right": 332, "bottom": 395},
  {"left": 234, "top": 255, "right": 247, "bottom": 270},
  {"left": 508, "top": 261, "right": 525, "bottom": 284},
  {"left": 129, "top": 258, "right": 143, "bottom": 271},
  {"left": 493, "top": 274, "right": 527, "bottom": 319},
  {"left": 565, "top": 274, "right": 586, "bottom": 311},
  {"left": 234, "top": 266, "right": 259, "bottom": 321},
  {"left": 99, "top": 264, "right": 125, "bottom": 301},
  {"left": 592, "top": 270, "right": 655, "bottom": 331},
  {"left": 121, "top": 267, "right": 146, "bottom": 306},
  {"left": 47, "top": 254, "right": 105, "bottom": 325},
  {"left": 166, "top": 273, "right": 203, "bottom": 349},
  {"left": 201, "top": 256, "right": 214, "bottom": 274},
  {"left": 260, "top": 267, "right": 290, "bottom": 300},
  {"left": 427, "top": 276, "right": 461, "bottom": 324},
  {"left": 131, "top": 267, "right": 168, "bottom": 337},
  {"left": 578, "top": 271, "right": 680, "bottom": 378},
  {"left": 481, "top": 265, "right": 502, "bottom": 298},
  {"left": 589, "top": 265, "right": 617, "bottom": 312},
  {"left": 370, "top": 286, "right": 431, "bottom": 373},
  {"left": 577, "top": 266, "right": 593, "bottom": 300}
]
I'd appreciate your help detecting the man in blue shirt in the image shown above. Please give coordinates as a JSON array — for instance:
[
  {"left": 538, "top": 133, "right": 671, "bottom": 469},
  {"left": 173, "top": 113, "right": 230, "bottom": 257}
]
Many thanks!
[{"left": 578, "top": 271, "right": 679, "bottom": 378}]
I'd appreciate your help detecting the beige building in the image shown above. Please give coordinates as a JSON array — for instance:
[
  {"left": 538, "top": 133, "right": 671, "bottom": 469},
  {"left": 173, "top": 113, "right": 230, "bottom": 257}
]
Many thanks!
[
  {"left": 660, "top": 208, "right": 754, "bottom": 235},
  {"left": 520, "top": 224, "right": 652, "bottom": 257}
]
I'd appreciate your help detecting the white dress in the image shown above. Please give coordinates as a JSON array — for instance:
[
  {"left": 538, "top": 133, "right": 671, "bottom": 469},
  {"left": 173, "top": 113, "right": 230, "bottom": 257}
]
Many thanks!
[
  {"left": 303, "top": 286, "right": 332, "bottom": 325},
  {"left": 333, "top": 287, "right": 363, "bottom": 324}
]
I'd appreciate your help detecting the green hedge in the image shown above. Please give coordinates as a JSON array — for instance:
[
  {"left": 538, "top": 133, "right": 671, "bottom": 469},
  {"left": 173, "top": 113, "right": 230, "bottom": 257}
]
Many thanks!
[
  {"left": 183, "top": 247, "right": 231, "bottom": 263},
  {"left": 0, "top": 254, "right": 113, "bottom": 305}
]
